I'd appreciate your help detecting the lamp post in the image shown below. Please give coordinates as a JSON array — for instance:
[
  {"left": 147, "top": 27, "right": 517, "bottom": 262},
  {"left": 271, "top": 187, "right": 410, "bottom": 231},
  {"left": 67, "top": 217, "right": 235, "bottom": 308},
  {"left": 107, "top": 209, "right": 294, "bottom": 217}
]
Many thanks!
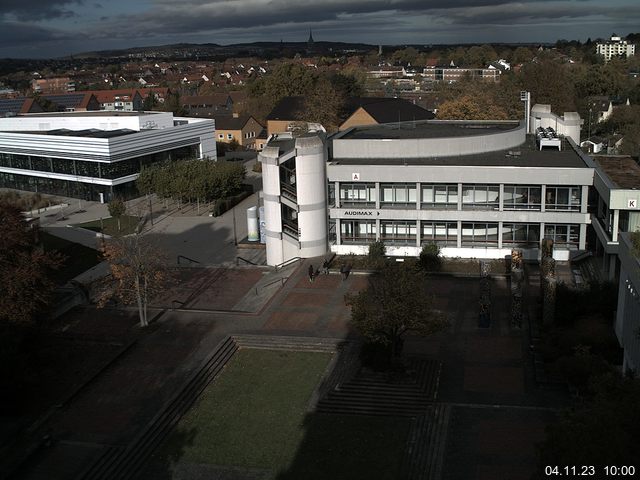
[{"left": 588, "top": 107, "right": 592, "bottom": 141}]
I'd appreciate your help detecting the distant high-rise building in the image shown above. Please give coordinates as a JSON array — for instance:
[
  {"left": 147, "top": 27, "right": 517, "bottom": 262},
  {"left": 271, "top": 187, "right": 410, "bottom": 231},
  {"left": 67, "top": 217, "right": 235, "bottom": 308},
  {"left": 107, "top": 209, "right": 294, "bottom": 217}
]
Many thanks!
[{"left": 596, "top": 34, "right": 636, "bottom": 62}]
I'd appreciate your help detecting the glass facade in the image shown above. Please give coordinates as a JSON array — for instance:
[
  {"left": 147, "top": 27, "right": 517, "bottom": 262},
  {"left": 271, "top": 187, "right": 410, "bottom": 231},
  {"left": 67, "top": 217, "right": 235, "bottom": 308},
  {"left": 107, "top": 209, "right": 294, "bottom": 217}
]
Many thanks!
[
  {"left": 502, "top": 223, "right": 540, "bottom": 247},
  {"left": 503, "top": 185, "right": 542, "bottom": 210},
  {"left": 0, "top": 145, "right": 198, "bottom": 201},
  {"left": 341, "top": 220, "right": 376, "bottom": 243},
  {"left": 421, "top": 184, "right": 458, "bottom": 209},
  {"left": 380, "top": 183, "right": 416, "bottom": 208},
  {"left": 340, "top": 183, "right": 376, "bottom": 208},
  {"left": 329, "top": 181, "right": 586, "bottom": 251},
  {"left": 461, "top": 222, "right": 499, "bottom": 246},
  {"left": 544, "top": 224, "right": 580, "bottom": 249},
  {"left": 380, "top": 220, "right": 417, "bottom": 245},
  {"left": 462, "top": 184, "right": 500, "bottom": 210},
  {"left": 545, "top": 186, "right": 581, "bottom": 211},
  {"left": 421, "top": 221, "right": 458, "bottom": 246}
]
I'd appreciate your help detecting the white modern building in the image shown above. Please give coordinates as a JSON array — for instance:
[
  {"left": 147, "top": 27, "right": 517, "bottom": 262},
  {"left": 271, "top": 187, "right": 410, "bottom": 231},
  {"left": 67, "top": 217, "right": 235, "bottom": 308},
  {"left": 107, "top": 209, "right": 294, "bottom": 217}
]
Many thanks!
[
  {"left": 259, "top": 106, "right": 594, "bottom": 266},
  {"left": 615, "top": 232, "right": 640, "bottom": 376},
  {"left": 596, "top": 35, "right": 636, "bottom": 62},
  {"left": 586, "top": 155, "right": 640, "bottom": 280},
  {"left": 260, "top": 132, "right": 328, "bottom": 266},
  {"left": 0, "top": 111, "right": 215, "bottom": 202}
]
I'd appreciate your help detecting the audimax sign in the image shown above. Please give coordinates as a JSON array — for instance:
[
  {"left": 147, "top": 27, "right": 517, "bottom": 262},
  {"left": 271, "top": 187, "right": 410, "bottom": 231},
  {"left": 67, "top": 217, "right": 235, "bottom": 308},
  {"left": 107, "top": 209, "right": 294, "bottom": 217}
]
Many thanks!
[{"left": 343, "top": 210, "right": 380, "bottom": 217}]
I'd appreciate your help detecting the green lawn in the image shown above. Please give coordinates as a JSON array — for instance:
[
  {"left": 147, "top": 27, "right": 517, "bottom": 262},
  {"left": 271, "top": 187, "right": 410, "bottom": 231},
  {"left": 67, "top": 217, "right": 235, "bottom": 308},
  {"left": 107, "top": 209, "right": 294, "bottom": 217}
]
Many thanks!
[
  {"left": 157, "top": 349, "right": 411, "bottom": 480},
  {"left": 40, "top": 232, "right": 101, "bottom": 284},
  {"left": 73, "top": 215, "right": 139, "bottom": 236}
]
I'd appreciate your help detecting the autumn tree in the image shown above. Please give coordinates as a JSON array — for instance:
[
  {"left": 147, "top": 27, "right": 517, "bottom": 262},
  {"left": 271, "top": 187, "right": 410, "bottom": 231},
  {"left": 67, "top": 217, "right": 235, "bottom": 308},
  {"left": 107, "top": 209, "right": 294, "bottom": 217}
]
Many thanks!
[
  {"left": 99, "top": 235, "right": 170, "bottom": 327},
  {"left": 0, "top": 202, "right": 62, "bottom": 324},
  {"left": 346, "top": 263, "right": 449, "bottom": 359},
  {"left": 521, "top": 57, "right": 576, "bottom": 113},
  {"left": 437, "top": 93, "right": 509, "bottom": 120},
  {"left": 107, "top": 197, "right": 127, "bottom": 233},
  {"left": 304, "top": 77, "right": 344, "bottom": 132}
]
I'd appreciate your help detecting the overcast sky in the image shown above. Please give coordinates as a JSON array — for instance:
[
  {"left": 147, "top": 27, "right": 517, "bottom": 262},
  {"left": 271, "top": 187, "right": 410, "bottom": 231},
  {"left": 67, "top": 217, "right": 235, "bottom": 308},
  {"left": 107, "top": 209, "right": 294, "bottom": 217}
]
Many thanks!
[{"left": 1, "top": 0, "right": 638, "bottom": 58}]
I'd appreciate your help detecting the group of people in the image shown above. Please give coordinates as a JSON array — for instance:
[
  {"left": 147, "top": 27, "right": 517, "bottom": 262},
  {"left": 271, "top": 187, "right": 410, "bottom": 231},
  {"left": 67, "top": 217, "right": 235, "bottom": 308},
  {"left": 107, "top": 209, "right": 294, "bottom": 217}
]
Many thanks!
[
  {"left": 308, "top": 259, "right": 351, "bottom": 282},
  {"left": 308, "top": 260, "right": 329, "bottom": 282}
]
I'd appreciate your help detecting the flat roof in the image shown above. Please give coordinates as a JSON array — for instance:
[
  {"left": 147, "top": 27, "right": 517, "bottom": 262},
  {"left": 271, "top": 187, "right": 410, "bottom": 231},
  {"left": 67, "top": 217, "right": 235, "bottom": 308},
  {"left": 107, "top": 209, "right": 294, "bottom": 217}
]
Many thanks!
[
  {"left": 16, "top": 111, "right": 155, "bottom": 118},
  {"left": 331, "top": 135, "right": 589, "bottom": 169},
  {"left": 338, "top": 120, "right": 519, "bottom": 140},
  {"left": 5, "top": 128, "right": 138, "bottom": 138},
  {"left": 594, "top": 156, "right": 640, "bottom": 189}
]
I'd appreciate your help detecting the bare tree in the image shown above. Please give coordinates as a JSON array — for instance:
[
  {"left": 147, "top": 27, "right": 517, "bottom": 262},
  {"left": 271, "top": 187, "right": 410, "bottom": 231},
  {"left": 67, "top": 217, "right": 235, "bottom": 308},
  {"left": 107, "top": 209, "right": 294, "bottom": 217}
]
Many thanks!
[{"left": 98, "top": 235, "right": 170, "bottom": 327}]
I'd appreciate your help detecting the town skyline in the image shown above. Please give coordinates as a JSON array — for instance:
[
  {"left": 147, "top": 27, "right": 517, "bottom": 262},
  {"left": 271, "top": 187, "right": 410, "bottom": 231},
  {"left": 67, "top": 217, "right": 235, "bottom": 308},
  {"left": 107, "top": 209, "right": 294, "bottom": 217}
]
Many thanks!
[{"left": 1, "top": 0, "right": 639, "bottom": 59}]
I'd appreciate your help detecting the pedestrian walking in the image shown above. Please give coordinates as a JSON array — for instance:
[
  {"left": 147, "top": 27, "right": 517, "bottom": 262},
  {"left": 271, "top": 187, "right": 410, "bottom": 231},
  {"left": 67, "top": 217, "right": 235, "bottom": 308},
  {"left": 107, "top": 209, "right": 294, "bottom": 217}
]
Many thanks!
[
  {"left": 340, "top": 264, "right": 346, "bottom": 281},
  {"left": 322, "top": 259, "right": 330, "bottom": 275},
  {"left": 308, "top": 264, "right": 315, "bottom": 282}
]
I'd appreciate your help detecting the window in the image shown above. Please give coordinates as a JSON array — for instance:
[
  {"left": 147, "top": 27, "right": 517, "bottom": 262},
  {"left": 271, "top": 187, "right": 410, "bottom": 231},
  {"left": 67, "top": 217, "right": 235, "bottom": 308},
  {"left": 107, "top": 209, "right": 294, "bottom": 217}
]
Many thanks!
[
  {"left": 341, "top": 220, "right": 376, "bottom": 244},
  {"left": 339, "top": 183, "right": 376, "bottom": 208},
  {"left": 281, "top": 204, "right": 298, "bottom": 238},
  {"left": 502, "top": 223, "right": 540, "bottom": 247},
  {"left": 218, "top": 134, "right": 224, "bottom": 139},
  {"left": 461, "top": 223, "right": 499, "bottom": 246},
  {"left": 462, "top": 185, "right": 499, "bottom": 210},
  {"left": 327, "top": 182, "right": 336, "bottom": 208},
  {"left": 545, "top": 186, "right": 581, "bottom": 211},
  {"left": 380, "top": 183, "right": 416, "bottom": 208},
  {"left": 421, "top": 184, "right": 458, "bottom": 209},
  {"left": 503, "top": 185, "right": 541, "bottom": 210},
  {"left": 421, "top": 222, "right": 457, "bottom": 246},
  {"left": 30, "top": 156, "right": 52, "bottom": 173},
  {"left": 51, "top": 157, "right": 75, "bottom": 175},
  {"left": 227, "top": 133, "right": 233, "bottom": 140},
  {"left": 544, "top": 224, "right": 580, "bottom": 249},
  {"left": 380, "top": 221, "right": 417, "bottom": 245}
]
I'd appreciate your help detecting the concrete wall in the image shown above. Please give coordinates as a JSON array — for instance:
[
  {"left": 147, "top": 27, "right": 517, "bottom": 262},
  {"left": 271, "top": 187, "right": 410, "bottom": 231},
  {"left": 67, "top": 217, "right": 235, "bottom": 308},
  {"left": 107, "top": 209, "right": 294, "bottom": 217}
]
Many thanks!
[
  {"left": 615, "top": 233, "right": 640, "bottom": 375},
  {"left": 332, "top": 122, "right": 525, "bottom": 159},
  {"left": 295, "top": 135, "right": 328, "bottom": 258},
  {"left": 259, "top": 145, "right": 284, "bottom": 266},
  {"left": 529, "top": 105, "right": 582, "bottom": 144},
  {"left": 0, "top": 111, "right": 175, "bottom": 131}
]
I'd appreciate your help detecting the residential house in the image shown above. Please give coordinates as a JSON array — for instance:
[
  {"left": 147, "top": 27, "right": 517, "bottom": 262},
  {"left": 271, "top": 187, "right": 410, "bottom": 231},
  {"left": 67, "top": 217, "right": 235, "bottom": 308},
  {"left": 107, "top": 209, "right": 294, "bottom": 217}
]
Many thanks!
[
  {"left": 31, "top": 77, "right": 75, "bottom": 94},
  {"left": 339, "top": 97, "right": 435, "bottom": 131},
  {"left": 182, "top": 94, "right": 234, "bottom": 118},
  {"left": 91, "top": 89, "right": 143, "bottom": 111},
  {"left": 214, "top": 114, "right": 264, "bottom": 149}
]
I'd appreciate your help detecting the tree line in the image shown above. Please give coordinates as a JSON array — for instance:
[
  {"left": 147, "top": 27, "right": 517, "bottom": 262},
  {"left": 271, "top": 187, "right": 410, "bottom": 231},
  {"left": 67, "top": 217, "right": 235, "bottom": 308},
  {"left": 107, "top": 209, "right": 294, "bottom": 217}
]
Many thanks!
[{"left": 136, "top": 158, "right": 246, "bottom": 205}]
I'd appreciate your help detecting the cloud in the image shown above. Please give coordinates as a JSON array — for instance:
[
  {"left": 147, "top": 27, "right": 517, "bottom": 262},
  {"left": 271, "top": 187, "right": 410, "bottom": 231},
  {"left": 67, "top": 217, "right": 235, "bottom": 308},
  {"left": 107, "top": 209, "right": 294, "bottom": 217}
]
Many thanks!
[
  {"left": 0, "top": 21, "right": 78, "bottom": 49},
  {"left": 86, "top": 0, "right": 633, "bottom": 41},
  {"left": 432, "top": 1, "right": 640, "bottom": 26},
  {"left": 0, "top": 0, "right": 84, "bottom": 21}
]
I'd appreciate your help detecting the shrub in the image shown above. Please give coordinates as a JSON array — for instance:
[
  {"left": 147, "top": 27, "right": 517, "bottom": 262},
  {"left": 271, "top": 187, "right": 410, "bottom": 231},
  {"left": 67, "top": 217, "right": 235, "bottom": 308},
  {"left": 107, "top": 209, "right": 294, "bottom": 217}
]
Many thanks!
[
  {"left": 211, "top": 190, "right": 251, "bottom": 217},
  {"left": 419, "top": 243, "right": 442, "bottom": 272},
  {"left": 366, "top": 241, "right": 386, "bottom": 269}
]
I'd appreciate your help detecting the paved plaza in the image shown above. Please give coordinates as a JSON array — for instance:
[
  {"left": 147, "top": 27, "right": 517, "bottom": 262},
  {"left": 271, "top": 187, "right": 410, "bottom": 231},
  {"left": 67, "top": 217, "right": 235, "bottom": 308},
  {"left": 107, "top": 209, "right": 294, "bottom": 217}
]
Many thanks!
[{"left": 2, "top": 255, "right": 569, "bottom": 480}]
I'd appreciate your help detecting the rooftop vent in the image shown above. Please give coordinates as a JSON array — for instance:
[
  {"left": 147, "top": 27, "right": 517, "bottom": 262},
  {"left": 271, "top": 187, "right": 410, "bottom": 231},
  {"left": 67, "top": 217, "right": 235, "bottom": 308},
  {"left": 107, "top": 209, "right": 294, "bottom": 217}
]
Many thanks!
[{"left": 535, "top": 126, "right": 562, "bottom": 151}]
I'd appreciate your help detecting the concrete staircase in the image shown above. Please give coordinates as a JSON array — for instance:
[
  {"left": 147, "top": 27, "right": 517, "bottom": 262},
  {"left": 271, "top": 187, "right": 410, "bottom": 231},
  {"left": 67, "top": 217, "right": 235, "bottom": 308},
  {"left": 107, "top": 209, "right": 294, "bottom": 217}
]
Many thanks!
[
  {"left": 403, "top": 404, "right": 451, "bottom": 480},
  {"left": 76, "top": 336, "right": 238, "bottom": 480},
  {"left": 316, "top": 358, "right": 442, "bottom": 417}
]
